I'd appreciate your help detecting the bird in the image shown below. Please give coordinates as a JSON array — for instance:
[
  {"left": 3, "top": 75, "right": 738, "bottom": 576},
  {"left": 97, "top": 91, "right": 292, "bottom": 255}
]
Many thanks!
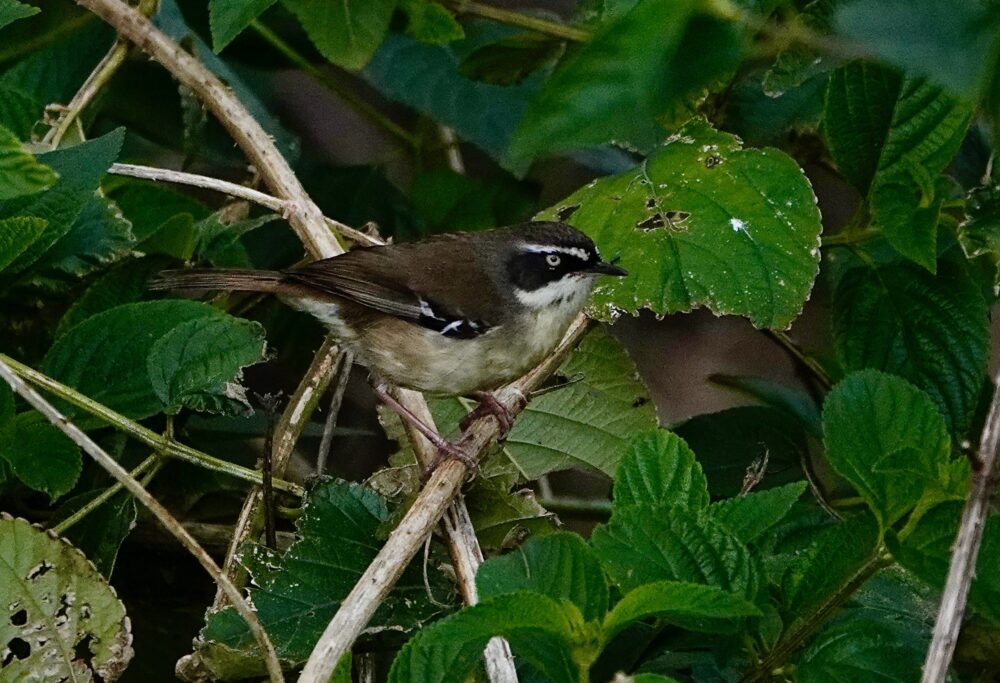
[{"left": 151, "top": 221, "right": 627, "bottom": 466}]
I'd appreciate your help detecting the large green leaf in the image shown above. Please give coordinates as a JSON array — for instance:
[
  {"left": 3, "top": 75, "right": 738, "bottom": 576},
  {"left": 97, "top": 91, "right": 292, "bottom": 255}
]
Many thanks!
[
  {"left": 477, "top": 532, "right": 608, "bottom": 622},
  {"left": 0, "top": 0, "right": 39, "bottom": 30},
  {"left": 0, "top": 412, "right": 82, "bottom": 501},
  {"left": 0, "top": 216, "right": 45, "bottom": 272},
  {"left": 708, "top": 481, "right": 807, "bottom": 544},
  {"left": 536, "top": 118, "right": 822, "bottom": 329},
  {"left": 834, "top": 0, "right": 1000, "bottom": 100},
  {"left": 388, "top": 592, "right": 585, "bottom": 683},
  {"left": 57, "top": 256, "right": 170, "bottom": 337},
  {"left": 822, "top": 370, "right": 952, "bottom": 527},
  {"left": 602, "top": 580, "right": 761, "bottom": 639},
  {"left": 0, "top": 123, "right": 56, "bottom": 199},
  {"left": 281, "top": 0, "right": 396, "bottom": 70},
  {"left": 147, "top": 316, "right": 267, "bottom": 414},
  {"left": 591, "top": 505, "right": 759, "bottom": 599},
  {"left": 208, "top": 0, "right": 276, "bottom": 51},
  {"left": 28, "top": 194, "right": 134, "bottom": 279},
  {"left": 510, "top": 0, "right": 743, "bottom": 159},
  {"left": 42, "top": 300, "right": 257, "bottom": 424},
  {"left": 831, "top": 254, "right": 989, "bottom": 435},
  {"left": 0, "top": 128, "right": 124, "bottom": 275},
  {"left": 0, "top": 515, "right": 132, "bottom": 681},
  {"left": 796, "top": 618, "right": 923, "bottom": 683},
  {"left": 672, "top": 405, "right": 810, "bottom": 498},
  {"left": 612, "top": 430, "right": 709, "bottom": 512},
  {"left": 199, "top": 479, "right": 449, "bottom": 678}
]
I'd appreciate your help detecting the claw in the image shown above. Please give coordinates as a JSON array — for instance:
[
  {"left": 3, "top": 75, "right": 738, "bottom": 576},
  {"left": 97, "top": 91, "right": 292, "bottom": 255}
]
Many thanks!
[{"left": 460, "top": 392, "right": 514, "bottom": 438}]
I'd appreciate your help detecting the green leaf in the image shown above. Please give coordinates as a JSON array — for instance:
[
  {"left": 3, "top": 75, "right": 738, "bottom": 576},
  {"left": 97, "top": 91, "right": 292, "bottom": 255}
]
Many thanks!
[
  {"left": 0, "top": 123, "right": 56, "bottom": 199},
  {"left": 612, "top": 430, "right": 709, "bottom": 512},
  {"left": 477, "top": 532, "right": 609, "bottom": 622},
  {"left": 510, "top": 0, "right": 744, "bottom": 159},
  {"left": 42, "top": 300, "right": 240, "bottom": 424},
  {"left": 673, "top": 406, "right": 810, "bottom": 498},
  {"left": 780, "top": 512, "right": 880, "bottom": 621},
  {"left": 708, "top": 481, "right": 808, "bottom": 544},
  {"left": 281, "top": 0, "right": 396, "bottom": 70},
  {"left": 0, "top": 381, "right": 12, "bottom": 429},
  {"left": 823, "top": 370, "right": 952, "bottom": 527},
  {"left": 57, "top": 256, "right": 170, "bottom": 337},
  {"left": 209, "top": 0, "right": 276, "bottom": 51},
  {"left": 834, "top": 0, "right": 1000, "bottom": 100},
  {"left": 536, "top": 118, "right": 822, "bottom": 329},
  {"left": 459, "top": 33, "right": 563, "bottom": 86},
  {"left": 388, "top": 592, "right": 585, "bottom": 683},
  {"left": 0, "top": 128, "right": 124, "bottom": 275},
  {"left": 959, "top": 183, "right": 1000, "bottom": 287},
  {"left": 51, "top": 489, "right": 136, "bottom": 578},
  {"left": 147, "top": 316, "right": 267, "bottom": 414},
  {"left": 796, "top": 618, "right": 923, "bottom": 683},
  {"left": 400, "top": 0, "right": 464, "bottom": 45},
  {"left": 29, "top": 194, "right": 134, "bottom": 278},
  {"left": 0, "top": 515, "right": 132, "bottom": 681},
  {"left": 0, "top": 216, "right": 45, "bottom": 272},
  {"left": 603, "top": 580, "right": 761, "bottom": 639},
  {"left": 0, "top": 0, "right": 39, "bottom": 30},
  {"left": 199, "top": 479, "right": 449, "bottom": 677},
  {"left": 111, "top": 181, "right": 210, "bottom": 241},
  {"left": 591, "top": 505, "right": 759, "bottom": 599},
  {"left": 0, "top": 412, "right": 82, "bottom": 501},
  {"left": 363, "top": 29, "right": 540, "bottom": 173},
  {"left": 708, "top": 373, "right": 821, "bottom": 437},
  {"left": 832, "top": 255, "right": 989, "bottom": 436}
]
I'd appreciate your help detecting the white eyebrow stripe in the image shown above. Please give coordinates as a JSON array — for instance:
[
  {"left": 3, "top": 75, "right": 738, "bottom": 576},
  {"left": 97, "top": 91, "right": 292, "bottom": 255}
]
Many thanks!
[{"left": 523, "top": 244, "right": 591, "bottom": 260}]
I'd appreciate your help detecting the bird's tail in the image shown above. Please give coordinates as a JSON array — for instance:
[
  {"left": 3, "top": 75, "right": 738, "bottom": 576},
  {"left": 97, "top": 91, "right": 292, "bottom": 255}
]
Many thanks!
[{"left": 149, "top": 268, "right": 287, "bottom": 293}]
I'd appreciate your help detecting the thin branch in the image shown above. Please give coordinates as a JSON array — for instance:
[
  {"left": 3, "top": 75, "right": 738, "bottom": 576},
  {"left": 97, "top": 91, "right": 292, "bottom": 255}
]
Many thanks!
[
  {"left": 538, "top": 496, "right": 612, "bottom": 517},
  {"left": 922, "top": 377, "right": 1000, "bottom": 681},
  {"left": 107, "top": 163, "right": 381, "bottom": 246},
  {"left": 51, "top": 453, "right": 160, "bottom": 534},
  {"left": 0, "top": 353, "right": 304, "bottom": 497},
  {"left": 317, "top": 350, "right": 353, "bottom": 475},
  {"left": 762, "top": 329, "right": 832, "bottom": 390},
  {"left": 299, "top": 315, "right": 591, "bottom": 682},
  {"left": 0, "top": 358, "right": 285, "bottom": 683},
  {"left": 439, "top": 126, "right": 466, "bottom": 175},
  {"left": 448, "top": 0, "right": 590, "bottom": 42}
]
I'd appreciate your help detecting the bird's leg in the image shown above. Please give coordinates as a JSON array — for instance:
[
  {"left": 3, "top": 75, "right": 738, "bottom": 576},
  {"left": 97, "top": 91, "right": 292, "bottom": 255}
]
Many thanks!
[
  {"left": 459, "top": 391, "right": 515, "bottom": 438},
  {"left": 371, "top": 382, "right": 476, "bottom": 472}
]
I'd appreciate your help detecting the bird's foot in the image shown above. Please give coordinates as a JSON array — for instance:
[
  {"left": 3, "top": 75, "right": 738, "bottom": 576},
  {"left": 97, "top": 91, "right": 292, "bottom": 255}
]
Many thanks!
[
  {"left": 423, "top": 441, "right": 478, "bottom": 481},
  {"left": 459, "top": 392, "right": 514, "bottom": 438}
]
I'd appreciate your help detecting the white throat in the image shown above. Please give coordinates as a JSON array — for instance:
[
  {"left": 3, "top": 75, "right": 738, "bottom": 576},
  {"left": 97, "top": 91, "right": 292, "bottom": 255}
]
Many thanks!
[{"left": 514, "top": 275, "right": 593, "bottom": 310}]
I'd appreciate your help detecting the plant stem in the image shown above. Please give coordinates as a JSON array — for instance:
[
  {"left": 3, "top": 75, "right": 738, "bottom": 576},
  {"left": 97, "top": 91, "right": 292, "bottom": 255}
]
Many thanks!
[
  {"left": 0, "top": 357, "right": 285, "bottom": 683},
  {"left": 762, "top": 329, "right": 832, "bottom": 390},
  {"left": 317, "top": 350, "right": 353, "bottom": 475},
  {"left": 448, "top": 0, "right": 591, "bottom": 42},
  {"left": 51, "top": 454, "right": 160, "bottom": 534},
  {"left": 539, "top": 496, "right": 612, "bottom": 516},
  {"left": 821, "top": 227, "right": 880, "bottom": 247},
  {"left": 0, "top": 353, "right": 304, "bottom": 497},
  {"left": 249, "top": 20, "right": 419, "bottom": 149}
]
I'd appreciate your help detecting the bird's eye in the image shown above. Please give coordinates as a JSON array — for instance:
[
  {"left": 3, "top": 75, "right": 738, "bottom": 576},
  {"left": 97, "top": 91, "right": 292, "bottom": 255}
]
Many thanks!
[{"left": 545, "top": 254, "right": 561, "bottom": 267}]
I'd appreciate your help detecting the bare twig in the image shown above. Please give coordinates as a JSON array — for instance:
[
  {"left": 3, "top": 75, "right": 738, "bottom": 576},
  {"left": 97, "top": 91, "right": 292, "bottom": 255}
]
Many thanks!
[
  {"left": 108, "top": 163, "right": 380, "bottom": 246},
  {"left": 447, "top": 0, "right": 590, "bottom": 42},
  {"left": 439, "top": 126, "right": 466, "bottom": 175},
  {"left": 0, "top": 353, "right": 304, "bottom": 496},
  {"left": 0, "top": 358, "right": 285, "bottom": 683},
  {"left": 300, "top": 316, "right": 591, "bottom": 682},
  {"left": 922, "top": 378, "right": 1000, "bottom": 681},
  {"left": 51, "top": 453, "right": 160, "bottom": 534},
  {"left": 317, "top": 350, "right": 353, "bottom": 475}
]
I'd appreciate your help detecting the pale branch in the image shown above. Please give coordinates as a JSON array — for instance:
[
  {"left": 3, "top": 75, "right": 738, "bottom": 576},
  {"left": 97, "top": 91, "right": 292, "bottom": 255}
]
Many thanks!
[
  {"left": 0, "top": 358, "right": 285, "bottom": 683},
  {"left": 107, "top": 163, "right": 380, "bottom": 246},
  {"left": 299, "top": 315, "right": 592, "bottom": 682},
  {"left": 210, "top": 336, "right": 341, "bottom": 612},
  {"left": 317, "top": 350, "right": 354, "bottom": 475},
  {"left": 922, "top": 376, "right": 1000, "bottom": 682},
  {"left": 74, "top": 0, "right": 341, "bottom": 259},
  {"left": 0, "top": 353, "right": 304, "bottom": 497}
]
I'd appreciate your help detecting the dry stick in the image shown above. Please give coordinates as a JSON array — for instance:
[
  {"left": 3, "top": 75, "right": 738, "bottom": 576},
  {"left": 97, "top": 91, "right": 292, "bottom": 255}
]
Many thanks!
[
  {"left": 300, "top": 315, "right": 591, "bottom": 682},
  {"left": 0, "top": 359, "right": 285, "bottom": 683},
  {"left": 922, "top": 377, "right": 1000, "bottom": 682},
  {"left": 317, "top": 350, "right": 354, "bottom": 475}
]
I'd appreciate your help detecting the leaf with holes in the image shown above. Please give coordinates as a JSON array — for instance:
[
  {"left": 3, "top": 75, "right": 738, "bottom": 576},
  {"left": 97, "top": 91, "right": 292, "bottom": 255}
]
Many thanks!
[
  {"left": 612, "top": 430, "right": 709, "bottom": 512},
  {"left": 477, "top": 532, "right": 609, "bottom": 622},
  {"left": 198, "top": 479, "right": 449, "bottom": 678},
  {"left": 0, "top": 123, "right": 56, "bottom": 200},
  {"left": 0, "top": 412, "right": 82, "bottom": 501},
  {"left": 0, "top": 515, "right": 132, "bottom": 680},
  {"left": 535, "top": 118, "right": 822, "bottom": 328}
]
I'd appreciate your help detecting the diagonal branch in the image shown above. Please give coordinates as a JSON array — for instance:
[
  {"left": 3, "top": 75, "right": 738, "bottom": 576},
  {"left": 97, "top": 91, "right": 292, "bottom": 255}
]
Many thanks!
[
  {"left": 922, "top": 375, "right": 1000, "bottom": 682},
  {"left": 0, "top": 358, "right": 285, "bottom": 683},
  {"left": 299, "top": 315, "right": 592, "bottom": 682}
]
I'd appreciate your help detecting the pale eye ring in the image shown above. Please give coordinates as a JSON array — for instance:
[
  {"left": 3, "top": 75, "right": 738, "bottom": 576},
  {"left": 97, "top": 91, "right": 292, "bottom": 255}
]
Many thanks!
[{"left": 545, "top": 254, "right": 561, "bottom": 267}]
